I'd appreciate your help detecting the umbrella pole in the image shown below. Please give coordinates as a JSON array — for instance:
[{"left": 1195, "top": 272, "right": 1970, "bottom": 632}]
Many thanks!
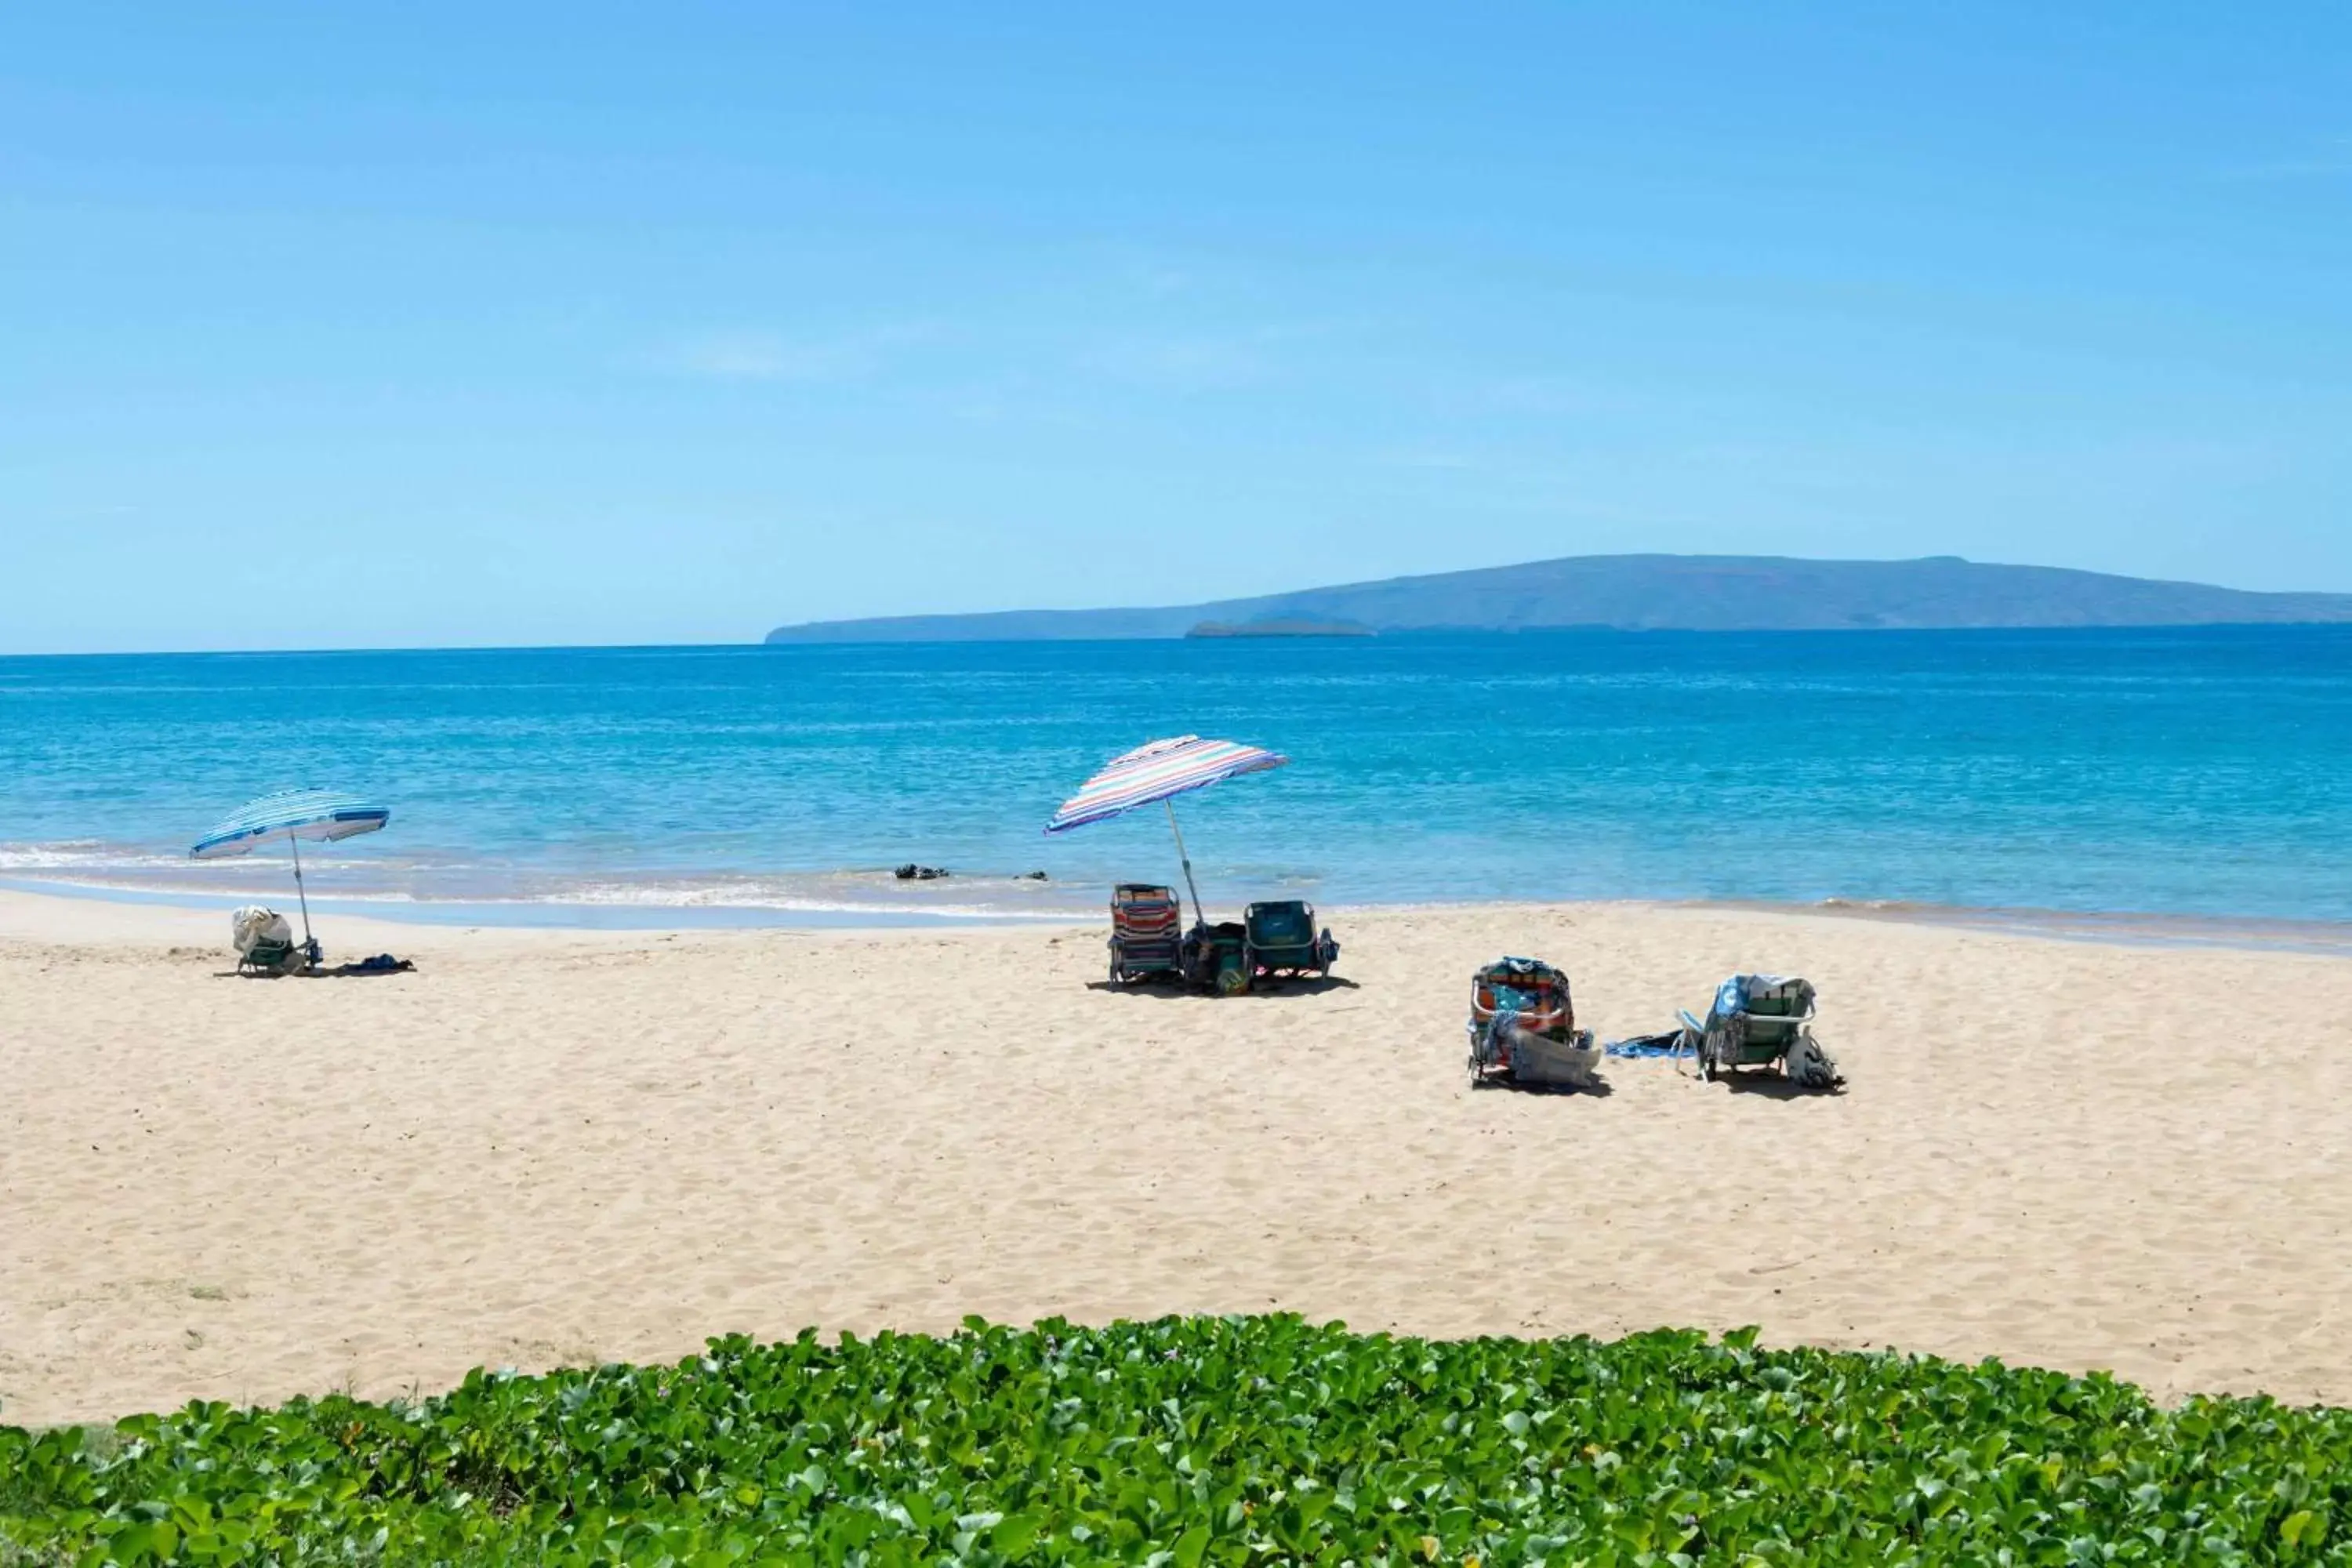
[
  {"left": 289, "top": 834, "right": 314, "bottom": 948},
  {"left": 1165, "top": 799, "right": 1204, "bottom": 927}
]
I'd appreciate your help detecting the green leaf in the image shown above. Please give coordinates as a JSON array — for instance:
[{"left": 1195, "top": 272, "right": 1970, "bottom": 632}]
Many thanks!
[
  {"left": 6, "top": 1316, "right": 2351, "bottom": 1566},
  {"left": 991, "top": 1512, "right": 1040, "bottom": 1555}
]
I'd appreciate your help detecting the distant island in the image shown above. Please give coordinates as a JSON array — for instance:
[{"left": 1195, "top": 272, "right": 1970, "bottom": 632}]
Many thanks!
[
  {"left": 1186, "top": 617, "right": 1376, "bottom": 639},
  {"left": 764, "top": 554, "right": 2352, "bottom": 643}
]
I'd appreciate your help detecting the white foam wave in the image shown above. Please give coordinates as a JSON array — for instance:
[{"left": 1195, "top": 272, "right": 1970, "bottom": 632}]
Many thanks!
[
  {"left": 0, "top": 816, "right": 1089, "bottom": 919},
  {"left": 0, "top": 841, "right": 189, "bottom": 871},
  {"left": 545, "top": 880, "right": 1081, "bottom": 919}
]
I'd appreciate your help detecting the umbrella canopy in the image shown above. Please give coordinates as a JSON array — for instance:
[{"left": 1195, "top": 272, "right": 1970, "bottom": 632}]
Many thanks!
[
  {"left": 1045, "top": 736, "right": 1287, "bottom": 926},
  {"left": 192, "top": 789, "right": 391, "bottom": 859},
  {"left": 1045, "top": 736, "right": 1287, "bottom": 834}
]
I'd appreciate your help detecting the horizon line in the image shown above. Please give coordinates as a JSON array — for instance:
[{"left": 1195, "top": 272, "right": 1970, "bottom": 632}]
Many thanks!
[{"left": 11, "top": 620, "right": 2352, "bottom": 662}]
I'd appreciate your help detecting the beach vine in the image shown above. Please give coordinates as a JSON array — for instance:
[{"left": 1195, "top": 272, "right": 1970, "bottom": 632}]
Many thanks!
[{"left": 4, "top": 1316, "right": 2349, "bottom": 1563}]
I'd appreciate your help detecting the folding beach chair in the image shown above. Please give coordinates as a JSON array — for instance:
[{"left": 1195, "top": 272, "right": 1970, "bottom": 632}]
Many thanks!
[
  {"left": 1106, "top": 883, "right": 1184, "bottom": 984},
  {"left": 1682, "top": 974, "right": 1842, "bottom": 1091},
  {"left": 1242, "top": 899, "right": 1338, "bottom": 982},
  {"left": 232, "top": 905, "right": 318, "bottom": 977},
  {"left": 1466, "top": 956, "right": 1599, "bottom": 1089}
]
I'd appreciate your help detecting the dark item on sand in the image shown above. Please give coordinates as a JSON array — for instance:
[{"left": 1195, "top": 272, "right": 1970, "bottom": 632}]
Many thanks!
[
  {"left": 1107, "top": 883, "right": 1185, "bottom": 984},
  {"left": 894, "top": 864, "right": 952, "bottom": 880},
  {"left": 1680, "top": 975, "right": 1843, "bottom": 1091},
  {"left": 1466, "top": 956, "right": 1599, "bottom": 1090},
  {"left": 1181, "top": 920, "right": 1252, "bottom": 996},
  {"left": 318, "top": 953, "right": 417, "bottom": 976},
  {"left": 1604, "top": 1031, "right": 1690, "bottom": 1060},
  {"left": 1242, "top": 900, "right": 1338, "bottom": 982}
]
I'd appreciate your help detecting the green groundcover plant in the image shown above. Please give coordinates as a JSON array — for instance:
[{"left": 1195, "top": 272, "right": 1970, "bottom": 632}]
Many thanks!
[{"left": 4, "top": 1317, "right": 2350, "bottom": 1565}]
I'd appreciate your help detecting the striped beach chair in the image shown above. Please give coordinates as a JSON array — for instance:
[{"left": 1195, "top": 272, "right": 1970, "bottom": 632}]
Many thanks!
[
  {"left": 1107, "top": 883, "right": 1184, "bottom": 984},
  {"left": 1466, "top": 956, "right": 1598, "bottom": 1088}
]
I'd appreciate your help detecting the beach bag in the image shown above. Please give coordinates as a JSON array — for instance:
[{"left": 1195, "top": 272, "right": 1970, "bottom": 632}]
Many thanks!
[
  {"left": 232, "top": 906, "right": 293, "bottom": 958},
  {"left": 1785, "top": 1033, "right": 1842, "bottom": 1091},
  {"left": 1504, "top": 1025, "right": 1602, "bottom": 1090}
]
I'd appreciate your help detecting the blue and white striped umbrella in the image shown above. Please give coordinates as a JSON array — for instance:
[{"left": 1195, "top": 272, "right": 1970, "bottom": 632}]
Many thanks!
[
  {"left": 191, "top": 789, "right": 391, "bottom": 956},
  {"left": 1046, "top": 736, "right": 1287, "bottom": 921},
  {"left": 192, "top": 789, "right": 391, "bottom": 860}
]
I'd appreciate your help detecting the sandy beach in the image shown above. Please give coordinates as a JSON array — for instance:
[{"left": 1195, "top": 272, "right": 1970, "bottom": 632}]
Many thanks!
[{"left": 3, "top": 887, "right": 2350, "bottom": 1428}]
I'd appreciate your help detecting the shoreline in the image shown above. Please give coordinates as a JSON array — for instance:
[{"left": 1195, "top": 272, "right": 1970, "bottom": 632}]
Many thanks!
[
  {"left": 7, "top": 873, "right": 2351, "bottom": 957},
  {"left": 0, "top": 877, "right": 1061, "bottom": 933}
]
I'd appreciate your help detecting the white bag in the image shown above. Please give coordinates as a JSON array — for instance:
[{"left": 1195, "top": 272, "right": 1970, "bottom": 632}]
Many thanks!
[{"left": 231, "top": 906, "right": 294, "bottom": 957}]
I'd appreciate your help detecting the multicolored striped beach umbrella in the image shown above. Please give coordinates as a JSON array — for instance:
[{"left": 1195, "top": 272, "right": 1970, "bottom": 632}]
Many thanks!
[
  {"left": 191, "top": 789, "right": 392, "bottom": 955},
  {"left": 1046, "top": 736, "right": 1287, "bottom": 921}
]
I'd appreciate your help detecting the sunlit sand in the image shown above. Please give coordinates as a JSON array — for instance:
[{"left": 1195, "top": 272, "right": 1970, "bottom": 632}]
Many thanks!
[{"left": 4, "top": 887, "right": 2348, "bottom": 1426}]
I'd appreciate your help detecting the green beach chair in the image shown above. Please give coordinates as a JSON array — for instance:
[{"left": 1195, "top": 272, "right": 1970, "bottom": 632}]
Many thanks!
[
  {"left": 1682, "top": 975, "right": 1842, "bottom": 1091},
  {"left": 232, "top": 905, "right": 318, "bottom": 977},
  {"left": 1242, "top": 899, "right": 1338, "bottom": 982}
]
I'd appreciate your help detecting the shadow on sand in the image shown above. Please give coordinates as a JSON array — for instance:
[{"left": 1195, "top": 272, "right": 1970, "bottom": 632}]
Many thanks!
[
  {"left": 1710, "top": 1069, "right": 1842, "bottom": 1100},
  {"left": 1469, "top": 1073, "right": 1614, "bottom": 1098},
  {"left": 213, "top": 960, "right": 419, "bottom": 981},
  {"left": 1083, "top": 974, "right": 1361, "bottom": 998}
]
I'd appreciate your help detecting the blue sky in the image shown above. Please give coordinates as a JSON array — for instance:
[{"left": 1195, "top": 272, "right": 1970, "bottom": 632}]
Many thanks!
[{"left": 2, "top": 4, "right": 2347, "bottom": 652}]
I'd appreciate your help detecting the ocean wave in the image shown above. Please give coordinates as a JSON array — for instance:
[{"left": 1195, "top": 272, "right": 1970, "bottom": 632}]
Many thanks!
[
  {"left": 0, "top": 841, "right": 191, "bottom": 871},
  {"left": 1797, "top": 895, "right": 2352, "bottom": 955},
  {"left": 546, "top": 878, "right": 1086, "bottom": 919},
  {"left": 0, "top": 848, "right": 1093, "bottom": 923}
]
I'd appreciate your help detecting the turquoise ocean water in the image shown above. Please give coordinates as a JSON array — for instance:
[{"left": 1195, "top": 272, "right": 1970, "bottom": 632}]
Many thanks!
[{"left": 2, "top": 628, "right": 2348, "bottom": 931}]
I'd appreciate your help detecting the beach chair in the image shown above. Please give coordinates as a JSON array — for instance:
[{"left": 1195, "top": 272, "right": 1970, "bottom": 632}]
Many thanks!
[
  {"left": 1107, "top": 883, "right": 1184, "bottom": 984},
  {"left": 1682, "top": 975, "right": 1842, "bottom": 1091},
  {"left": 1466, "top": 956, "right": 1598, "bottom": 1088},
  {"left": 1243, "top": 899, "right": 1338, "bottom": 982},
  {"left": 231, "top": 905, "right": 318, "bottom": 977}
]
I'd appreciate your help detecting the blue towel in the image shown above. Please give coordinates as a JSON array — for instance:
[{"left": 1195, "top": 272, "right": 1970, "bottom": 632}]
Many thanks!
[{"left": 1604, "top": 1032, "right": 1688, "bottom": 1059}]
